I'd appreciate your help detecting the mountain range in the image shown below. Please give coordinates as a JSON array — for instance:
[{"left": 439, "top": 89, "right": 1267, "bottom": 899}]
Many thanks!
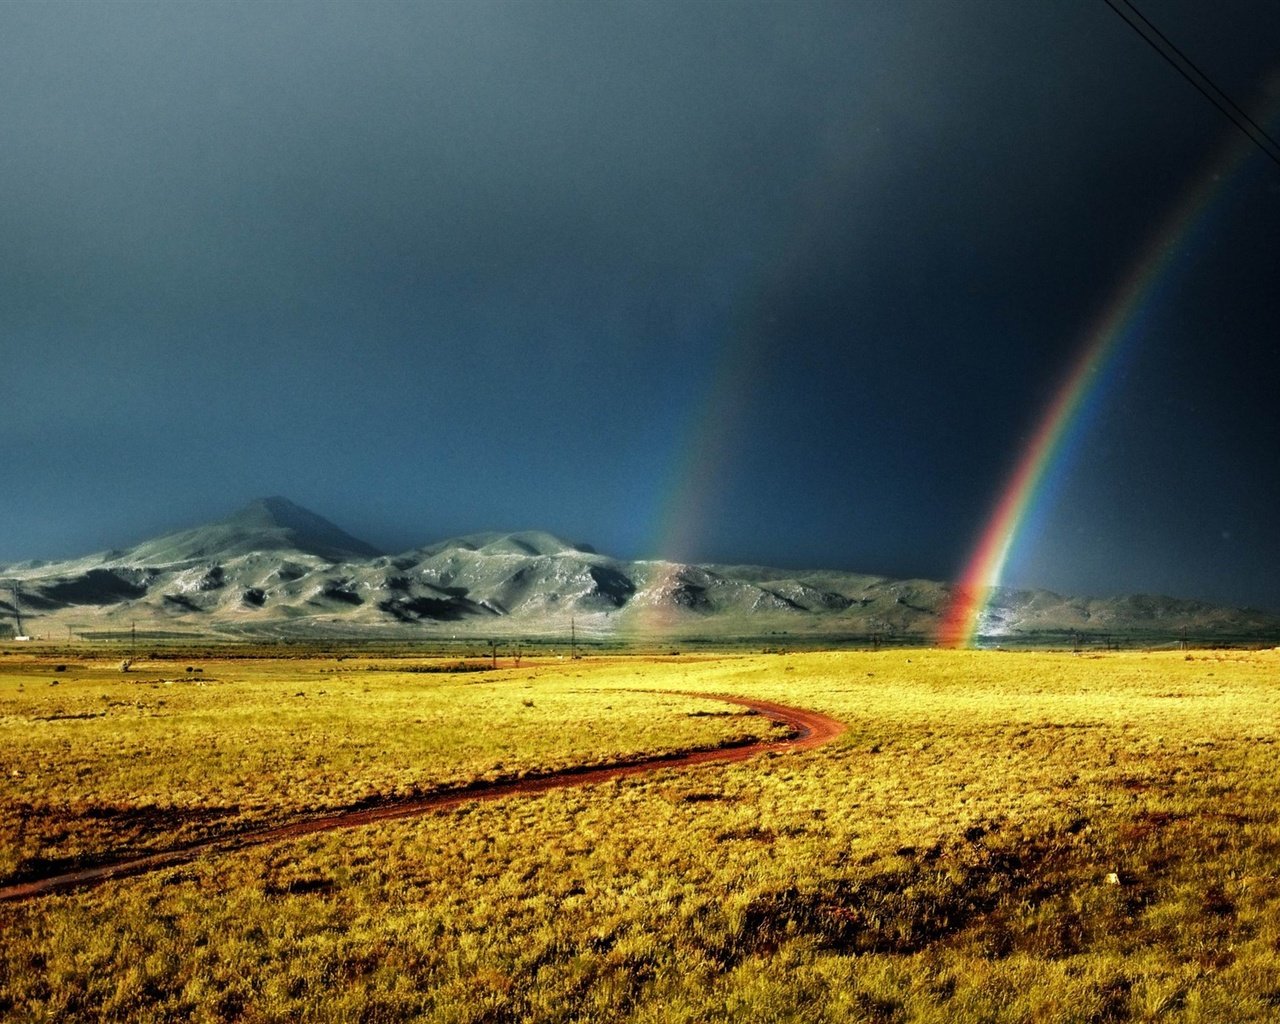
[{"left": 2, "top": 497, "right": 1276, "bottom": 645}]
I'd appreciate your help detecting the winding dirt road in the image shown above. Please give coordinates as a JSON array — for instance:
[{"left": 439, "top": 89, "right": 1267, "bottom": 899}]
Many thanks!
[{"left": 0, "top": 692, "right": 845, "bottom": 903}]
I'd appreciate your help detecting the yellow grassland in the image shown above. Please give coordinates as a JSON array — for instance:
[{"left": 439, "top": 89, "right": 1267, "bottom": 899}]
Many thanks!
[
  {"left": 2, "top": 647, "right": 1279, "bottom": 1022},
  {"left": 0, "top": 654, "right": 776, "bottom": 883}
]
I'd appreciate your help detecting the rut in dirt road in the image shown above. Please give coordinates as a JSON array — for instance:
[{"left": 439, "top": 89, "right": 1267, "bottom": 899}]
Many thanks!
[{"left": 0, "top": 692, "right": 846, "bottom": 903}]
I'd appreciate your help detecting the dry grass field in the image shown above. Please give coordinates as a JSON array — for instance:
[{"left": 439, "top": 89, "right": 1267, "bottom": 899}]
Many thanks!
[{"left": 2, "top": 646, "right": 1279, "bottom": 1022}]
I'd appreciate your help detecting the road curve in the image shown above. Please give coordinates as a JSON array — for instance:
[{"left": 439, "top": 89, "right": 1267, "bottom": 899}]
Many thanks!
[{"left": 0, "top": 692, "right": 845, "bottom": 903}]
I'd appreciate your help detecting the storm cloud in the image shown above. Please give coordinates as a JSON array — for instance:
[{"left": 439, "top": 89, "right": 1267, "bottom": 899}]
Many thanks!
[{"left": 3, "top": 1, "right": 1278, "bottom": 609}]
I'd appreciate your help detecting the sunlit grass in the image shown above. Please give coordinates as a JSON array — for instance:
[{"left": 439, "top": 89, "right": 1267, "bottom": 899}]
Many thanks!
[
  {"left": 3, "top": 647, "right": 1280, "bottom": 1022},
  {"left": 0, "top": 654, "right": 775, "bottom": 882}
]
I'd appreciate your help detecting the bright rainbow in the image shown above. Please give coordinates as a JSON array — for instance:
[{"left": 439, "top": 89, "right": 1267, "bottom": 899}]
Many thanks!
[{"left": 938, "top": 128, "right": 1262, "bottom": 647}]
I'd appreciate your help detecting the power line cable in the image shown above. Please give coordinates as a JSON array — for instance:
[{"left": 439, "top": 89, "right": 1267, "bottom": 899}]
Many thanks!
[
  {"left": 1102, "top": 0, "right": 1280, "bottom": 169},
  {"left": 1115, "top": 0, "right": 1280, "bottom": 154}
]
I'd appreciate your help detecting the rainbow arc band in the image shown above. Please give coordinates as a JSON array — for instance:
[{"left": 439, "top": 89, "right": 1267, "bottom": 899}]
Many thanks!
[{"left": 938, "top": 123, "right": 1268, "bottom": 647}]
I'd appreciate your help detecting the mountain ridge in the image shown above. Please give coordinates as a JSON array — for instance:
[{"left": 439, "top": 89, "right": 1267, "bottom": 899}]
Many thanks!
[
  {"left": 2, "top": 498, "right": 1277, "bottom": 644},
  {"left": 116, "top": 496, "right": 384, "bottom": 564}
]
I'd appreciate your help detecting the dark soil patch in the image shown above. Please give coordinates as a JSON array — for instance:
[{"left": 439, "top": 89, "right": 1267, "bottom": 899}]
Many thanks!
[
  {"left": 265, "top": 876, "right": 336, "bottom": 897},
  {"left": 740, "top": 820, "right": 1161, "bottom": 961}
]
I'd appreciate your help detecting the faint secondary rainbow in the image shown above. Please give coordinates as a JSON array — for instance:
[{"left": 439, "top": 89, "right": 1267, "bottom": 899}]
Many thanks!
[
  {"left": 630, "top": 329, "right": 767, "bottom": 633},
  {"left": 938, "top": 127, "right": 1264, "bottom": 647},
  {"left": 633, "top": 151, "right": 869, "bottom": 633}
]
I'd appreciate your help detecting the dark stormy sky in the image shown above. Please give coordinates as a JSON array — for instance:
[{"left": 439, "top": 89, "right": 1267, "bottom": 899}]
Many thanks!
[{"left": 3, "top": 1, "right": 1279, "bottom": 609}]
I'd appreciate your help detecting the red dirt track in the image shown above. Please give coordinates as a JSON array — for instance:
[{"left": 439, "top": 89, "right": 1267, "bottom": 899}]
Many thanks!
[{"left": 0, "top": 692, "right": 845, "bottom": 903}]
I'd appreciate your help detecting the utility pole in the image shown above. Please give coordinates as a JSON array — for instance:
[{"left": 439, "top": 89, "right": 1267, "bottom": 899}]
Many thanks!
[
  {"left": 10, "top": 583, "right": 23, "bottom": 638},
  {"left": 570, "top": 616, "right": 577, "bottom": 660}
]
